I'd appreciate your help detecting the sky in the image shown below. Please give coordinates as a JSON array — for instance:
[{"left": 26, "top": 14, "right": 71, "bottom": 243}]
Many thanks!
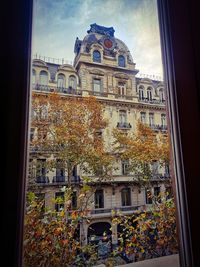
[{"left": 32, "top": 0, "right": 163, "bottom": 78}]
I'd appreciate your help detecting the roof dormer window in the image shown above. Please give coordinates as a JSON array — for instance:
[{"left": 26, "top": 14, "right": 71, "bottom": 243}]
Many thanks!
[
  {"left": 118, "top": 55, "right": 125, "bottom": 67},
  {"left": 93, "top": 50, "right": 101, "bottom": 63}
]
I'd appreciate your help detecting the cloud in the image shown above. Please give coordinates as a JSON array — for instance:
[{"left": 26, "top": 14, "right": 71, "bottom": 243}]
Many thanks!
[{"left": 32, "top": 0, "right": 163, "bottom": 77}]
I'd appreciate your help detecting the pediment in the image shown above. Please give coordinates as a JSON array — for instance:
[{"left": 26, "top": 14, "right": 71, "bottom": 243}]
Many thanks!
[
  {"left": 89, "top": 69, "right": 105, "bottom": 76},
  {"left": 114, "top": 72, "right": 129, "bottom": 80},
  {"left": 33, "top": 59, "right": 47, "bottom": 67}
]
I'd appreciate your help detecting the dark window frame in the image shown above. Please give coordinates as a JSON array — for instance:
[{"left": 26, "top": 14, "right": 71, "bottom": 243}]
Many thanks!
[{"left": 4, "top": 0, "right": 200, "bottom": 266}]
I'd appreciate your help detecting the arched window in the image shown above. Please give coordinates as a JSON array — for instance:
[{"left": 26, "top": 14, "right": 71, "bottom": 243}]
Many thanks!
[
  {"left": 118, "top": 55, "right": 125, "bottom": 67},
  {"left": 32, "top": 69, "right": 36, "bottom": 84},
  {"left": 39, "top": 70, "right": 48, "bottom": 85},
  {"left": 159, "top": 88, "right": 165, "bottom": 102},
  {"left": 69, "top": 75, "right": 76, "bottom": 89},
  {"left": 139, "top": 86, "right": 144, "bottom": 100},
  {"left": 149, "top": 113, "right": 154, "bottom": 126},
  {"left": 57, "top": 73, "right": 65, "bottom": 88},
  {"left": 93, "top": 50, "right": 101, "bottom": 63},
  {"left": 147, "top": 87, "right": 153, "bottom": 100},
  {"left": 121, "top": 188, "right": 131, "bottom": 206}
]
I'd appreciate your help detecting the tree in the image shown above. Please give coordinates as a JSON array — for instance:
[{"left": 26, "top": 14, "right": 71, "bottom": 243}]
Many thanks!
[
  {"left": 23, "top": 190, "right": 98, "bottom": 267},
  {"left": 30, "top": 93, "right": 113, "bottom": 185},
  {"left": 112, "top": 193, "right": 178, "bottom": 261},
  {"left": 112, "top": 121, "right": 170, "bottom": 186}
]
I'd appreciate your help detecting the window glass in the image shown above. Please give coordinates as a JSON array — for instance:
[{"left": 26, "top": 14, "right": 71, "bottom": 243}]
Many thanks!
[
  {"left": 93, "top": 78, "right": 101, "bottom": 93},
  {"left": 118, "top": 55, "right": 125, "bottom": 67},
  {"left": 57, "top": 73, "right": 65, "bottom": 88},
  {"left": 95, "top": 189, "right": 104, "bottom": 208},
  {"left": 121, "top": 188, "right": 131, "bottom": 206},
  {"left": 39, "top": 70, "right": 48, "bottom": 85},
  {"left": 93, "top": 50, "right": 101, "bottom": 62},
  {"left": 69, "top": 75, "right": 76, "bottom": 89}
]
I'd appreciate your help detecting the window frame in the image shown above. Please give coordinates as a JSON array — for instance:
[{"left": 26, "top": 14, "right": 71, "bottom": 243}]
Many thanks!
[{"left": 4, "top": 0, "right": 200, "bottom": 266}]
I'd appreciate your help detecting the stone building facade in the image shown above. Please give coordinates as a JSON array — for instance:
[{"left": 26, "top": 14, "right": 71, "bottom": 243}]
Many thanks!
[{"left": 29, "top": 24, "right": 171, "bottom": 248}]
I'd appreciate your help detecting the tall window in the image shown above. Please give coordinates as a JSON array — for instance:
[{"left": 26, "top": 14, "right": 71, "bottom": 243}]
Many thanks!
[
  {"left": 39, "top": 70, "right": 48, "bottom": 85},
  {"left": 146, "top": 188, "right": 153, "bottom": 204},
  {"left": 147, "top": 87, "right": 152, "bottom": 100},
  {"left": 32, "top": 69, "right": 36, "bottom": 84},
  {"left": 149, "top": 113, "right": 154, "bottom": 126},
  {"left": 56, "top": 159, "right": 65, "bottom": 177},
  {"left": 118, "top": 82, "right": 126, "bottom": 96},
  {"left": 95, "top": 189, "right": 104, "bottom": 209},
  {"left": 140, "top": 112, "right": 146, "bottom": 123},
  {"left": 159, "top": 88, "right": 165, "bottom": 102},
  {"left": 122, "top": 160, "right": 129, "bottom": 175},
  {"left": 119, "top": 110, "right": 127, "bottom": 124},
  {"left": 152, "top": 161, "right": 159, "bottom": 174},
  {"left": 161, "top": 113, "right": 166, "bottom": 127},
  {"left": 71, "top": 191, "right": 77, "bottom": 209},
  {"left": 93, "top": 78, "right": 101, "bottom": 93},
  {"left": 36, "top": 159, "right": 49, "bottom": 183},
  {"left": 138, "top": 86, "right": 144, "bottom": 100},
  {"left": 69, "top": 75, "right": 76, "bottom": 89},
  {"left": 121, "top": 188, "right": 131, "bottom": 206},
  {"left": 154, "top": 186, "right": 161, "bottom": 202},
  {"left": 36, "top": 159, "right": 46, "bottom": 177},
  {"left": 93, "top": 50, "right": 101, "bottom": 63},
  {"left": 55, "top": 192, "right": 65, "bottom": 212},
  {"left": 57, "top": 73, "right": 65, "bottom": 88},
  {"left": 118, "top": 55, "right": 125, "bottom": 67}
]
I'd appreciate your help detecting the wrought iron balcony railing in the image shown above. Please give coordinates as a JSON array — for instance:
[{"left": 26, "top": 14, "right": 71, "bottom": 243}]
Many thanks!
[
  {"left": 138, "top": 97, "right": 165, "bottom": 104},
  {"left": 36, "top": 176, "right": 49, "bottom": 183},
  {"left": 52, "top": 175, "right": 66, "bottom": 183},
  {"left": 117, "top": 122, "right": 132, "bottom": 129},
  {"left": 149, "top": 124, "right": 167, "bottom": 131},
  {"left": 33, "top": 84, "right": 82, "bottom": 95}
]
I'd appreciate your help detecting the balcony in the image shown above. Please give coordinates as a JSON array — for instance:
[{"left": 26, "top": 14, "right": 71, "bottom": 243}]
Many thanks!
[
  {"left": 71, "top": 175, "right": 81, "bottom": 184},
  {"left": 138, "top": 97, "right": 165, "bottom": 105},
  {"left": 149, "top": 124, "right": 167, "bottom": 132},
  {"left": 150, "top": 173, "right": 171, "bottom": 181},
  {"left": 117, "top": 122, "right": 132, "bottom": 129},
  {"left": 36, "top": 176, "right": 49, "bottom": 184},
  {"left": 90, "top": 205, "right": 140, "bottom": 216},
  {"left": 90, "top": 208, "right": 112, "bottom": 215},
  {"left": 52, "top": 175, "right": 66, "bottom": 183},
  {"left": 33, "top": 84, "right": 82, "bottom": 95}
]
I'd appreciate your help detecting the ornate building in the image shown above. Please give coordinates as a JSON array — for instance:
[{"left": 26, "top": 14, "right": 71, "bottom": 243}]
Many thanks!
[{"left": 29, "top": 24, "right": 171, "bottom": 250}]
